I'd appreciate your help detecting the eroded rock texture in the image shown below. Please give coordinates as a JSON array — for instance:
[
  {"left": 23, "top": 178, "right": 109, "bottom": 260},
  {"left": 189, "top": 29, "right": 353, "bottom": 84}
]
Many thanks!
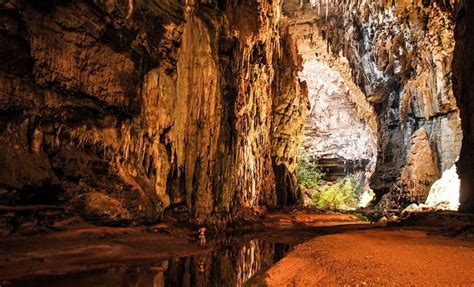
[
  {"left": 401, "top": 128, "right": 440, "bottom": 202},
  {"left": 0, "top": 0, "right": 307, "bottom": 229},
  {"left": 285, "top": 0, "right": 463, "bottom": 209},
  {"left": 272, "top": 26, "right": 308, "bottom": 206},
  {"left": 453, "top": 0, "right": 474, "bottom": 212},
  {"left": 1, "top": 0, "right": 472, "bottom": 230},
  {"left": 299, "top": 60, "right": 376, "bottom": 181}
]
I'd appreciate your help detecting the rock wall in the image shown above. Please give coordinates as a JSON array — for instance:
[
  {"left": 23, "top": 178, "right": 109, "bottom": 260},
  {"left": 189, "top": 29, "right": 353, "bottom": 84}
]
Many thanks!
[
  {"left": 453, "top": 0, "right": 474, "bottom": 212},
  {"left": 401, "top": 128, "right": 440, "bottom": 202},
  {"left": 2, "top": 0, "right": 471, "bottom": 227},
  {"left": 0, "top": 0, "right": 307, "bottom": 229},
  {"left": 299, "top": 60, "right": 376, "bottom": 176},
  {"left": 271, "top": 26, "right": 308, "bottom": 205},
  {"left": 288, "top": 0, "right": 463, "bottom": 209}
]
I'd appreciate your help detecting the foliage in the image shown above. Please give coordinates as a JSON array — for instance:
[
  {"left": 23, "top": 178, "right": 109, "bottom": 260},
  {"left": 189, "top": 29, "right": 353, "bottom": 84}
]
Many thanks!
[
  {"left": 344, "top": 174, "right": 366, "bottom": 199},
  {"left": 312, "top": 176, "right": 365, "bottom": 211},
  {"left": 297, "top": 153, "right": 374, "bottom": 211},
  {"left": 296, "top": 159, "right": 325, "bottom": 190}
]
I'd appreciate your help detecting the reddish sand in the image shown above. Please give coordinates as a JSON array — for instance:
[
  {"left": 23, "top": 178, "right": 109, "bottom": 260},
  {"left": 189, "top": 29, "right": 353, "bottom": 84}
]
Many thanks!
[{"left": 262, "top": 227, "right": 474, "bottom": 286}]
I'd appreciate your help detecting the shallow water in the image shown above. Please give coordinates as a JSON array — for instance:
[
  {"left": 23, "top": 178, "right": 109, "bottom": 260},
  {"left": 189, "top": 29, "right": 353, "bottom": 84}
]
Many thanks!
[{"left": 8, "top": 238, "right": 292, "bottom": 287}]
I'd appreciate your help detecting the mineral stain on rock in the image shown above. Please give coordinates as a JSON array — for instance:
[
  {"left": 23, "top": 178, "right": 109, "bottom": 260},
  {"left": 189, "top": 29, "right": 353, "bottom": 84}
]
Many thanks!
[
  {"left": 0, "top": 0, "right": 307, "bottom": 228},
  {"left": 0, "top": 0, "right": 474, "bottom": 285}
]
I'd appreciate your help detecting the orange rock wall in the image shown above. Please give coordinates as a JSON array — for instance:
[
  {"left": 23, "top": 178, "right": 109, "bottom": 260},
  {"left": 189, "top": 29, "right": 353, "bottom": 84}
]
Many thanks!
[{"left": 0, "top": 0, "right": 307, "bottom": 228}]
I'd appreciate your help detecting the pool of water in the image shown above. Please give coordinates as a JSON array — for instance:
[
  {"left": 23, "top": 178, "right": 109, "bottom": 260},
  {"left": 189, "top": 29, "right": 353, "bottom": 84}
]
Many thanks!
[{"left": 7, "top": 238, "right": 293, "bottom": 287}]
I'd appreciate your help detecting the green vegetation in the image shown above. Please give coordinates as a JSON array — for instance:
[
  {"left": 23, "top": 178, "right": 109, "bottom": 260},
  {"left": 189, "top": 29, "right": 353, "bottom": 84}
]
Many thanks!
[
  {"left": 311, "top": 175, "right": 368, "bottom": 211},
  {"left": 295, "top": 159, "right": 325, "bottom": 190},
  {"left": 296, "top": 154, "right": 374, "bottom": 211}
]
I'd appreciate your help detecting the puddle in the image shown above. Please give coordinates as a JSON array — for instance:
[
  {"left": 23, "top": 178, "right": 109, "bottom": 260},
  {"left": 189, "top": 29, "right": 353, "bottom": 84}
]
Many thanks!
[{"left": 7, "top": 238, "right": 292, "bottom": 287}]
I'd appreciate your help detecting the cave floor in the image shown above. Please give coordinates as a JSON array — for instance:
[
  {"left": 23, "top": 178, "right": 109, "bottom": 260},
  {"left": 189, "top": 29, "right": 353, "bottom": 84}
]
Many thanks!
[
  {"left": 256, "top": 211, "right": 474, "bottom": 286},
  {"left": 0, "top": 210, "right": 473, "bottom": 286}
]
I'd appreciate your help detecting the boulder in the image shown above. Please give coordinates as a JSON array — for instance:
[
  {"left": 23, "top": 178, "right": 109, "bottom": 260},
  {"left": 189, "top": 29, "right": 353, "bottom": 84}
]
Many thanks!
[
  {"left": 401, "top": 128, "right": 440, "bottom": 202},
  {"left": 74, "top": 192, "right": 132, "bottom": 226}
]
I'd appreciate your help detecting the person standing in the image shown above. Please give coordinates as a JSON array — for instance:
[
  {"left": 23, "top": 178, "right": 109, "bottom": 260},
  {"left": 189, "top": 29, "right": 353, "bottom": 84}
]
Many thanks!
[{"left": 198, "top": 226, "right": 207, "bottom": 248}]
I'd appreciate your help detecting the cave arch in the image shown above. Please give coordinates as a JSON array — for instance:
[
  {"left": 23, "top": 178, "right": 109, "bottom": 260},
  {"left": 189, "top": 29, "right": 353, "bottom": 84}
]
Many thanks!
[
  {"left": 299, "top": 59, "right": 377, "bottom": 182},
  {"left": 284, "top": 0, "right": 465, "bottom": 211}
]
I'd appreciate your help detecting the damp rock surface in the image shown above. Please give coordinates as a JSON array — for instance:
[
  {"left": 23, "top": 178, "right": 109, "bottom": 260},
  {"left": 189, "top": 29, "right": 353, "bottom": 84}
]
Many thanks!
[{"left": 0, "top": 0, "right": 307, "bottom": 228}]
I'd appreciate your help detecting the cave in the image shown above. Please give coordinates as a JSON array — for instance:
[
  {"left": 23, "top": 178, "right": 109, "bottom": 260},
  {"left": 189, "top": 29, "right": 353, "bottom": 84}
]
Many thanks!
[
  {"left": 0, "top": 0, "right": 473, "bottom": 285},
  {"left": 300, "top": 58, "right": 377, "bottom": 176}
]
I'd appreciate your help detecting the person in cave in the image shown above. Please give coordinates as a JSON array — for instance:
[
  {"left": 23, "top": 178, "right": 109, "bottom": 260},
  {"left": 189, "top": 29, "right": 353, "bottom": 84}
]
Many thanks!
[{"left": 198, "top": 226, "right": 207, "bottom": 248}]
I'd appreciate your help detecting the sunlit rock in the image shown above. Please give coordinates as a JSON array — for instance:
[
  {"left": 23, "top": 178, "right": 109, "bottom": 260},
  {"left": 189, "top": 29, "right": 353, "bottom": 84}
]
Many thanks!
[
  {"left": 300, "top": 60, "right": 376, "bottom": 161},
  {"left": 402, "top": 128, "right": 440, "bottom": 202},
  {"left": 425, "top": 164, "right": 460, "bottom": 211},
  {"left": 359, "top": 188, "right": 375, "bottom": 208},
  {"left": 401, "top": 163, "right": 460, "bottom": 214},
  {"left": 299, "top": 60, "right": 376, "bottom": 181},
  {"left": 284, "top": 0, "right": 462, "bottom": 209}
]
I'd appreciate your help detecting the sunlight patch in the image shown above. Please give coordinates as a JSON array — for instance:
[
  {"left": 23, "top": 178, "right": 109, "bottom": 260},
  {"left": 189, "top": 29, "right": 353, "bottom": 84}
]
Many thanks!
[
  {"left": 425, "top": 163, "right": 460, "bottom": 211},
  {"left": 402, "top": 163, "right": 460, "bottom": 213}
]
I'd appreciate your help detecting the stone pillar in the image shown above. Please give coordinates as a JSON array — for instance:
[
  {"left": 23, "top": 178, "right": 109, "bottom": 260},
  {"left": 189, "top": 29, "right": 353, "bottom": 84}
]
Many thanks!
[{"left": 453, "top": 1, "right": 474, "bottom": 212}]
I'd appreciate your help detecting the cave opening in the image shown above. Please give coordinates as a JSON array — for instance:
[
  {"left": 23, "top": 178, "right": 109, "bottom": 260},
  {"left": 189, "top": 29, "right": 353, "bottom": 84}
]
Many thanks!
[
  {"left": 285, "top": 0, "right": 382, "bottom": 211},
  {"left": 285, "top": 0, "right": 464, "bottom": 213},
  {"left": 297, "top": 59, "right": 378, "bottom": 210}
]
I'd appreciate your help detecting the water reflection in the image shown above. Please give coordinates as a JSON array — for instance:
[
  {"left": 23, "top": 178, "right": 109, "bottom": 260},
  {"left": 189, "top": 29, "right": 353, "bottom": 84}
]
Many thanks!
[{"left": 9, "top": 238, "right": 292, "bottom": 287}]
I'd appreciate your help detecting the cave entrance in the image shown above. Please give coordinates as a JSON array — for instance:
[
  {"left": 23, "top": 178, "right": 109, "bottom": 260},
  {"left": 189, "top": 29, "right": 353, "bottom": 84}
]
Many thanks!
[
  {"left": 299, "top": 60, "right": 377, "bottom": 182},
  {"left": 296, "top": 59, "right": 378, "bottom": 210},
  {"left": 285, "top": 0, "right": 463, "bottom": 212},
  {"left": 284, "top": 4, "right": 380, "bottom": 210}
]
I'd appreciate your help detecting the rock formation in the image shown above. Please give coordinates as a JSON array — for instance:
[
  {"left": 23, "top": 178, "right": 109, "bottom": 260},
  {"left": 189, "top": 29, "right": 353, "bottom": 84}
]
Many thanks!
[
  {"left": 299, "top": 60, "right": 376, "bottom": 181},
  {"left": 283, "top": 0, "right": 464, "bottom": 210},
  {"left": 0, "top": 0, "right": 307, "bottom": 230},
  {"left": 401, "top": 162, "right": 460, "bottom": 214},
  {"left": 453, "top": 0, "right": 474, "bottom": 212},
  {"left": 401, "top": 128, "right": 440, "bottom": 202},
  {"left": 1, "top": 0, "right": 473, "bottom": 233},
  {"left": 425, "top": 163, "right": 460, "bottom": 211}
]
